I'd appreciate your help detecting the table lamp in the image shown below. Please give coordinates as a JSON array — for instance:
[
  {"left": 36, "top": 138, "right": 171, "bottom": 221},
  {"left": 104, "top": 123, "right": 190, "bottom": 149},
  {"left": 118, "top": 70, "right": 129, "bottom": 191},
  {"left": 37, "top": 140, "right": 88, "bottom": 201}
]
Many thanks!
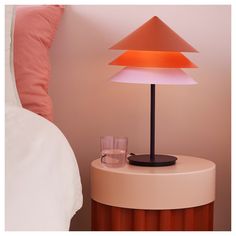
[{"left": 109, "top": 16, "right": 198, "bottom": 167}]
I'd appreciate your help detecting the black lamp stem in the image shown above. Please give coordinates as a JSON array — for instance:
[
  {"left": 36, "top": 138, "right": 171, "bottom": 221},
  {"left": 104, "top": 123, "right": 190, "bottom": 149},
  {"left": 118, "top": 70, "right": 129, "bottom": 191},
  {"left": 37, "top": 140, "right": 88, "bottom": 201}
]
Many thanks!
[
  {"left": 128, "top": 83, "right": 177, "bottom": 166},
  {"left": 150, "top": 84, "right": 155, "bottom": 161}
]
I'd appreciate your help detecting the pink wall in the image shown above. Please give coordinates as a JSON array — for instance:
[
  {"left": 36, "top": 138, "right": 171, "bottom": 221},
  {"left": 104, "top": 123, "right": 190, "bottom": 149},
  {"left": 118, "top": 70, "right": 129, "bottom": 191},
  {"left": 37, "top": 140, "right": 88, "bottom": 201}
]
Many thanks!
[{"left": 49, "top": 5, "right": 231, "bottom": 230}]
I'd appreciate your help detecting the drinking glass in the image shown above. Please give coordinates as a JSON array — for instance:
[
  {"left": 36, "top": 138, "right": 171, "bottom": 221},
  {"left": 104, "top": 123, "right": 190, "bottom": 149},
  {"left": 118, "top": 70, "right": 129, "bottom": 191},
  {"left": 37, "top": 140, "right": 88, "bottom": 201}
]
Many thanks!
[{"left": 100, "top": 136, "right": 128, "bottom": 168}]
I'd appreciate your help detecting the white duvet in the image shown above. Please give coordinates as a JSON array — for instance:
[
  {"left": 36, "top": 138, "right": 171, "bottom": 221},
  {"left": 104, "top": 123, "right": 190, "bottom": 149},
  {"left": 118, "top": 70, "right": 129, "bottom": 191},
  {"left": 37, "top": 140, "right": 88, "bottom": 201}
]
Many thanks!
[{"left": 5, "top": 105, "right": 83, "bottom": 231}]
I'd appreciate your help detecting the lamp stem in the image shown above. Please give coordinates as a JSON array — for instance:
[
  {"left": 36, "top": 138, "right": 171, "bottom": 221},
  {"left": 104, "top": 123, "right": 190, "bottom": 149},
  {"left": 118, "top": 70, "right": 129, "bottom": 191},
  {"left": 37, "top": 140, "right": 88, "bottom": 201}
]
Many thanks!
[{"left": 150, "top": 84, "right": 155, "bottom": 161}]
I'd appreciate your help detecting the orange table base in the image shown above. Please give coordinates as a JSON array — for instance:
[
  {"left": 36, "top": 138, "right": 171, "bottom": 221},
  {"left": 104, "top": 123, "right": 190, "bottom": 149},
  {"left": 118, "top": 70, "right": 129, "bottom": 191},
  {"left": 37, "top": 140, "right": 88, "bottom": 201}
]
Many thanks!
[{"left": 91, "top": 200, "right": 214, "bottom": 231}]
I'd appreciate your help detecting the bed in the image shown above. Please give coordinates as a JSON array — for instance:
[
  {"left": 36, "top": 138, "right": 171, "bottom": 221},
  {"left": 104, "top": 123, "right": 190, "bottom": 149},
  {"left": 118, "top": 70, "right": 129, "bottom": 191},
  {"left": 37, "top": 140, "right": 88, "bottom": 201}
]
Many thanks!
[
  {"left": 5, "top": 105, "right": 83, "bottom": 230},
  {"left": 5, "top": 5, "right": 83, "bottom": 231}
]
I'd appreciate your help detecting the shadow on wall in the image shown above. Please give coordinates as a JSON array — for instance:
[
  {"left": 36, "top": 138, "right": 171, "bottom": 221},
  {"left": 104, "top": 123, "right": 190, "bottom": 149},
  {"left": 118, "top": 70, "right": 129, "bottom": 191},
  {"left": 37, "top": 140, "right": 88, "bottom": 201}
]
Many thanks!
[{"left": 50, "top": 6, "right": 111, "bottom": 231}]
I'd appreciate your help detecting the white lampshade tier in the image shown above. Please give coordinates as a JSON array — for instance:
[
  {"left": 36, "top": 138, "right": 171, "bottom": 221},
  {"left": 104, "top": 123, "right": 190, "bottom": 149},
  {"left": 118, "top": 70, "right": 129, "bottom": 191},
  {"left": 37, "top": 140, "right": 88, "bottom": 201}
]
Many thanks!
[{"left": 111, "top": 67, "right": 197, "bottom": 85}]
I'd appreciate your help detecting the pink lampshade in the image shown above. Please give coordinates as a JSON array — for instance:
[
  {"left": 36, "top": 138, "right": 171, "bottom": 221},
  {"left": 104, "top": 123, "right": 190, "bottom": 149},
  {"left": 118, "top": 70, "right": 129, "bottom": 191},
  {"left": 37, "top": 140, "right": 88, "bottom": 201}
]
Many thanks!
[{"left": 111, "top": 68, "right": 197, "bottom": 85}]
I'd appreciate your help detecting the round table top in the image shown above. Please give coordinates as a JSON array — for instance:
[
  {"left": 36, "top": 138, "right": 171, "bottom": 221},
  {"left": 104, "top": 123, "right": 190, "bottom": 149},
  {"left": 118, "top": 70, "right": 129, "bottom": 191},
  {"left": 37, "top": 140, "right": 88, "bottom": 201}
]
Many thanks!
[
  {"left": 91, "top": 155, "right": 216, "bottom": 210},
  {"left": 91, "top": 155, "right": 215, "bottom": 175}
]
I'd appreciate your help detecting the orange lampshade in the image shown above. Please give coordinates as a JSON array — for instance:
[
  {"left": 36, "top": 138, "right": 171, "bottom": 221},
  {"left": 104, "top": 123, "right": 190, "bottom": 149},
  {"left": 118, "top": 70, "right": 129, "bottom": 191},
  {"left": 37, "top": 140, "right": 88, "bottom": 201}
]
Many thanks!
[
  {"left": 110, "top": 16, "right": 197, "bottom": 52},
  {"left": 109, "top": 51, "right": 197, "bottom": 68}
]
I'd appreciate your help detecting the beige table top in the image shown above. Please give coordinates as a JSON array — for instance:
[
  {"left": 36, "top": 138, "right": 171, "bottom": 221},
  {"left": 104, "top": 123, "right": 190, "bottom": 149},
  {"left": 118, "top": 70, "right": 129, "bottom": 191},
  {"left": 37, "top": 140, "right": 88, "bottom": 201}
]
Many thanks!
[
  {"left": 91, "top": 155, "right": 216, "bottom": 210},
  {"left": 91, "top": 155, "right": 215, "bottom": 175}
]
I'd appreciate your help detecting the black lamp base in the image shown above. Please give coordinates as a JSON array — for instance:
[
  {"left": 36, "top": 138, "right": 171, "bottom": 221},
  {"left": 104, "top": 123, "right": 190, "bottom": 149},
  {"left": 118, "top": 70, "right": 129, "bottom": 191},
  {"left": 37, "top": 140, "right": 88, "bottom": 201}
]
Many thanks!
[{"left": 128, "top": 154, "right": 177, "bottom": 167}]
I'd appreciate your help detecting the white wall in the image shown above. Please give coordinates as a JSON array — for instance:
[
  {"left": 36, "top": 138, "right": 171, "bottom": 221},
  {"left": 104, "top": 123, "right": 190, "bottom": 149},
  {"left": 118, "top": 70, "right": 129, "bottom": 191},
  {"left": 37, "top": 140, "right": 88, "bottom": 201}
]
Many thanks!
[{"left": 49, "top": 5, "right": 231, "bottom": 230}]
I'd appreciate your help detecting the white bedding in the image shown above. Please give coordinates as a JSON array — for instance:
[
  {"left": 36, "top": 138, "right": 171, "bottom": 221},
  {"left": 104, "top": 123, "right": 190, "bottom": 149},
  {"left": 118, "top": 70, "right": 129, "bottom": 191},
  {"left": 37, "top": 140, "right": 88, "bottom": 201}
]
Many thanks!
[{"left": 5, "top": 105, "right": 83, "bottom": 231}]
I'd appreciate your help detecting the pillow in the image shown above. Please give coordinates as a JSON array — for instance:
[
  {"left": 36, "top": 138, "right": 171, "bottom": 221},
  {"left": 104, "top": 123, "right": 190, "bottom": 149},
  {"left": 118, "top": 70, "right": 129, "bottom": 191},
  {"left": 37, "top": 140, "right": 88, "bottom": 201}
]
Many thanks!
[
  {"left": 14, "top": 5, "right": 64, "bottom": 121},
  {"left": 5, "top": 5, "right": 21, "bottom": 106}
]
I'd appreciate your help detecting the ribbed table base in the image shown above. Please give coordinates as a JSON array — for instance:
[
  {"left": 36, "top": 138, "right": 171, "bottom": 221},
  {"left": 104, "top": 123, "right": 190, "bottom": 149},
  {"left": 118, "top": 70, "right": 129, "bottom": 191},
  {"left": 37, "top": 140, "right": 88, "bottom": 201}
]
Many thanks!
[{"left": 91, "top": 200, "right": 214, "bottom": 231}]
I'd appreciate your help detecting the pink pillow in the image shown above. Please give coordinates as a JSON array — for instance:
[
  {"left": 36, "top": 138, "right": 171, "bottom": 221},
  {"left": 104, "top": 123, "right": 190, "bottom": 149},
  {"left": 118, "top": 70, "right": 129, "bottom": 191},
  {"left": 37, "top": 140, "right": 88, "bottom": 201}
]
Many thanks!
[{"left": 14, "top": 5, "right": 64, "bottom": 121}]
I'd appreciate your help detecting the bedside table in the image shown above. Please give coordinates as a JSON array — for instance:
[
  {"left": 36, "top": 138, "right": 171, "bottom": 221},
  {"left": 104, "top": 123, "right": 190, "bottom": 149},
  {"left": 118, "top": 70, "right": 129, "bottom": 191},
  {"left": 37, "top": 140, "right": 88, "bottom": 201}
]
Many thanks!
[{"left": 91, "top": 155, "right": 216, "bottom": 231}]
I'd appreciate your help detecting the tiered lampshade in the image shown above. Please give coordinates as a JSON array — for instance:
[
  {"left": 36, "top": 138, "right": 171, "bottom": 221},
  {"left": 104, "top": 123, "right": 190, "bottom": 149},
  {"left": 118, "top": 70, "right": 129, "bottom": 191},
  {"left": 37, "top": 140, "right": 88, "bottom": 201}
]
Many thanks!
[{"left": 109, "top": 16, "right": 197, "bottom": 84}]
